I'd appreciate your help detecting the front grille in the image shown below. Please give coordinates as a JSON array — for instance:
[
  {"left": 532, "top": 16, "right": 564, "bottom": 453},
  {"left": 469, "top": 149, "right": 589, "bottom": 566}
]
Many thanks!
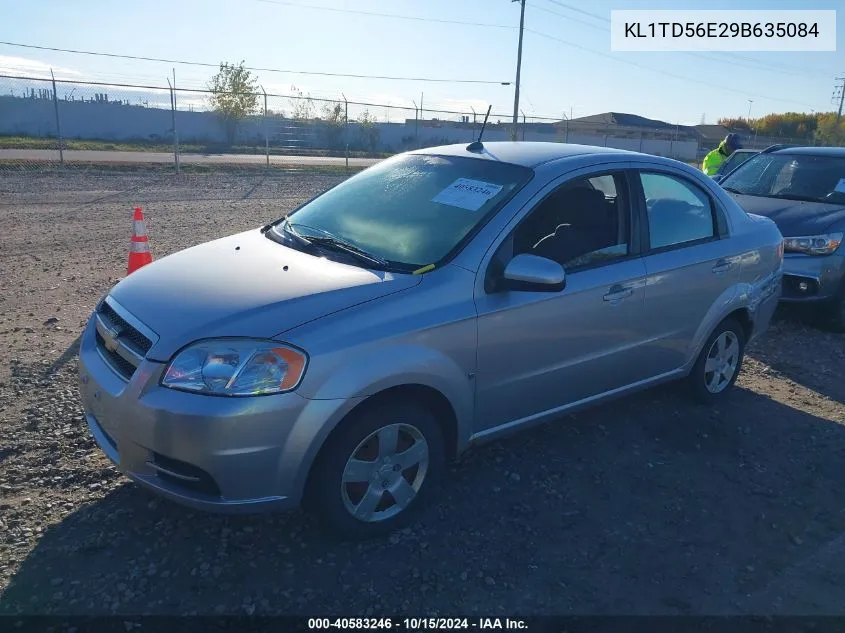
[
  {"left": 95, "top": 330, "right": 137, "bottom": 379},
  {"left": 99, "top": 302, "right": 152, "bottom": 354},
  {"left": 151, "top": 453, "right": 222, "bottom": 498}
]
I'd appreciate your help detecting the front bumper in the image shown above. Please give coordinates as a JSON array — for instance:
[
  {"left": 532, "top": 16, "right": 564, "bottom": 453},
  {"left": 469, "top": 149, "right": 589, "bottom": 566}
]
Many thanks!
[
  {"left": 779, "top": 253, "right": 845, "bottom": 304},
  {"left": 78, "top": 313, "right": 352, "bottom": 514}
]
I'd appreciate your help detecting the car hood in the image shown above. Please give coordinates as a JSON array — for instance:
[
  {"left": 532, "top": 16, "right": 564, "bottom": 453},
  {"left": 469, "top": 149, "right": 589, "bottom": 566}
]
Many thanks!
[
  {"left": 729, "top": 193, "right": 845, "bottom": 236},
  {"left": 108, "top": 228, "right": 421, "bottom": 361}
]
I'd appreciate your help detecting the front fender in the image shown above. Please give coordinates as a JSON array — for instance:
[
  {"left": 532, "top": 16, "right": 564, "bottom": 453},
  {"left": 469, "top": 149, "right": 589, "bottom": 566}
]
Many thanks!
[
  {"left": 279, "top": 344, "right": 475, "bottom": 502},
  {"left": 311, "top": 343, "right": 474, "bottom": 438}
]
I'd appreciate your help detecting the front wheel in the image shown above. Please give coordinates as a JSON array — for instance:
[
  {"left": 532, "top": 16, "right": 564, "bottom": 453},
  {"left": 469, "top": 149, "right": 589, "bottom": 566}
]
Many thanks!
[
  {"left": 686, "top": 318, "right": 746, "bottom": 404},
  {"left": 306, "top": 400, "right": 445, "bottom": 540}
]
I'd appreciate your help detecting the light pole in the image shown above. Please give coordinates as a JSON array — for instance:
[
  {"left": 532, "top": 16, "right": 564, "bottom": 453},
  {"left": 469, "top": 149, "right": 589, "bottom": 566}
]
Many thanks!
[
  {"left": 747, "top": 99, "right": 755, "bottom": 146},
  {"left": 511, "top": 0, "right": 526, "bottom": 141}
]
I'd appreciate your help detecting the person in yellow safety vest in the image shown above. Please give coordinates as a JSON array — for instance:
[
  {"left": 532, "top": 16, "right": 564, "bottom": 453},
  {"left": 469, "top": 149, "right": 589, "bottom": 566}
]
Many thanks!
[{"left": 701, "top": 133, "right": 742, "bottom": 176}]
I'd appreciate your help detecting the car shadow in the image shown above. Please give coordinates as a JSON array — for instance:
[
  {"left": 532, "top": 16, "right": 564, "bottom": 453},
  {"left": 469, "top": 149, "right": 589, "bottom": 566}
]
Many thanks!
[
  {"left": 745, "top": 308, "right": 845, "bottom": 404},
  {"left": 43, "top": 334, "right": 81, "bottom": 376},
  {"left": 3, "top": 384, "right": 845, "bottom": 616}
]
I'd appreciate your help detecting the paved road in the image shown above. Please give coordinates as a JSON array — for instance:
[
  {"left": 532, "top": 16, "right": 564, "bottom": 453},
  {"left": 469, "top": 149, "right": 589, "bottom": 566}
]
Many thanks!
[{"left": 0, "top": 149, "right": 381, "bottom": 167}]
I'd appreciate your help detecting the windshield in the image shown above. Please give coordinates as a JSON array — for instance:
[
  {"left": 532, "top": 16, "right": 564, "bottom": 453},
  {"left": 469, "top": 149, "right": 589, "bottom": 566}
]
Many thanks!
[
  {"left": 721, "top": 153, "right": 845, "bottom": 203},
  {"left": 718, "top": 151, "right": 755, "bottom": 175},
  {"left": 271, "top": 153, "right": 532, "bottom": 269}
]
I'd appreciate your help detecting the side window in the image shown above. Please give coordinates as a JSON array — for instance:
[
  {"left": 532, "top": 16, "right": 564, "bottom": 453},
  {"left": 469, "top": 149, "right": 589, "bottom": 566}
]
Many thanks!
[
  {"left": 511, "top": 172, "right": 630, "bottom": 270},
  {"left": 640, "top": 172, "right": 716, "bottom": 250},
  {"left": 589, "top": 175, "right": 617, "bottom": 196}
]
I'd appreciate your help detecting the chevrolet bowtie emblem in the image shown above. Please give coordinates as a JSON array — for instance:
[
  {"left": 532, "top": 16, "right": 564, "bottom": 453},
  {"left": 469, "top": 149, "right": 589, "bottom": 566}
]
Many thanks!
[{"left": 102, "top": 327, "right": 121, "bottom": 353}]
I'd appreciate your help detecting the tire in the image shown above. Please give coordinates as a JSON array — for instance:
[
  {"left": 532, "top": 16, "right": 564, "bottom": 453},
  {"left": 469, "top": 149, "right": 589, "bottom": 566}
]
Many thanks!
[
  {"left": 305, "top": 399, "right": 446, "bottom": 540},
  {"left": 686, "top": 318, "right": 746, "bottom": 404}
]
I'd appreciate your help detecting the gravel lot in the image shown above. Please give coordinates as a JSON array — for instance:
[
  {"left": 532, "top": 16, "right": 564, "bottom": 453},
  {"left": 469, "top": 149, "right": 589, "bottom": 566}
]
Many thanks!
[{"left": 1, "top": 169, "right": 844, "bottom": 617}]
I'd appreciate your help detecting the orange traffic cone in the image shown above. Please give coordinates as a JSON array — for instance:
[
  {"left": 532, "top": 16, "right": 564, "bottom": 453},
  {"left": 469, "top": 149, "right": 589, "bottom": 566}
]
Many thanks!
[{"left": 127, "top": 207, "right": 153, "bottom": 275}]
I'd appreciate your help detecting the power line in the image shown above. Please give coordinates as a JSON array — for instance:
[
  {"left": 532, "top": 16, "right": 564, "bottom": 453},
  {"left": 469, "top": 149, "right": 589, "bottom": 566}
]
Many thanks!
[
  {"left": 0, "top": 41, "right": 512, "bottom": 85},
  {"left": 545, "top": 0, "right": 608, "bottom": 23},
  {"left": 528, "top": 3, "right": 606, "bottom": 31},
  {"left": 524, "top": 28, "right": 823, "bottom": 109},
  {"left": 250, "top": 0, "right": 515, "bottom": 29},
  {"left": 534, "top": 1, "right": 828, "bottom": 78}
]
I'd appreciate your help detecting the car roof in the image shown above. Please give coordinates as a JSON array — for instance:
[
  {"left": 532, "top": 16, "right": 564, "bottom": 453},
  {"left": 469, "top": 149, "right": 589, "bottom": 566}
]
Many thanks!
[
  {"left": 410, "top": 141, "right": 637, "bottom": 168},
  {"left": 770, "top": 146, "right": 845, "bottom": 157}
]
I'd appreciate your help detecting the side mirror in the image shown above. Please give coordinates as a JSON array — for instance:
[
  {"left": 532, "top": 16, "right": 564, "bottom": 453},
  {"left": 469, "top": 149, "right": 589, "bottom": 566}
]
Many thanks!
[{"left": 502, "top": 253, "right": 566, "bottom": 292}]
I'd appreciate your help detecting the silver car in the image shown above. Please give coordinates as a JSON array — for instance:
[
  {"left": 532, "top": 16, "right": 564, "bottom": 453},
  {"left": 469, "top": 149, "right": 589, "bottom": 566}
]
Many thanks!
[{"left": 78, "top": 142, "right": 784, "bottom": 538}]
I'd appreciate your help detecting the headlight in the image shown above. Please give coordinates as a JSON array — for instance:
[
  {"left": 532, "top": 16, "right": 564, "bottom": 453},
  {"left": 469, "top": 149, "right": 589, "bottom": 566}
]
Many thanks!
[
  {"left": 783, "top": 233, "right": 843, "bottom": 256},
  {"left": 161, "top": 339, "right": 307, "bottom": 396}
]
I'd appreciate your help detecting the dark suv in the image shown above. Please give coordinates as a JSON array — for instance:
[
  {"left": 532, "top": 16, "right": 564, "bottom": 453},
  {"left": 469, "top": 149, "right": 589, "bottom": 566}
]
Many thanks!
[{"left": 719, "top": 146, "right": 845, "bottom": 330}]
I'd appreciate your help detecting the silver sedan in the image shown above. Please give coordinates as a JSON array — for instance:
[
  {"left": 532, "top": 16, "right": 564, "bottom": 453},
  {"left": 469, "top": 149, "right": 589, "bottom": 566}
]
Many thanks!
[{"left": 78, "top": 142, "right": 784, "bottom": 538}]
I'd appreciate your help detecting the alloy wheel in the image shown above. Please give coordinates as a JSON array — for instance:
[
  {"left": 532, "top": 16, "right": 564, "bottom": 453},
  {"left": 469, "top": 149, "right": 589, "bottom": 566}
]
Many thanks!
[
  {"left": 340, "top": 423, "right": 429, "bottom": 523},
  {"left": 704, "top": 330, "right": 740, "bottom": 394}
]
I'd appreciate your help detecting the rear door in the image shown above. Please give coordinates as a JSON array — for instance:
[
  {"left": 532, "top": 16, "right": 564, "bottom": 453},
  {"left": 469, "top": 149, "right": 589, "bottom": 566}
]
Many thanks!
[{"left": 634, "top": 170, "right": 741, "bottom": 376}]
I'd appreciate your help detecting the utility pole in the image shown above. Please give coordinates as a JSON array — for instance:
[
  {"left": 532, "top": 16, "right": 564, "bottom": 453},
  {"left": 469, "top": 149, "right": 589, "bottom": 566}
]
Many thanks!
[
  {"left": 412, "top": 99, "right": 420, "bottom": 148},
  {"left": 172, "top": 68, "right": 180, "bottom": 173},
  {"left": 261, "top": 85, "right": 269, "bottom": 167},
  {"left": 835, "top": 76, "right": 845, "bottom": 126},
  {"left": 166, "top": 75, "right": 179, "bottom": 174},
  {"left": 746, "top": 99, "right": 754, "bottom": 147},
  {"left": 511, "top": 0, "right": 526, "bottom": 141},
  {"left": 49, "top": 69, "right": 63, "bottom": 165}
]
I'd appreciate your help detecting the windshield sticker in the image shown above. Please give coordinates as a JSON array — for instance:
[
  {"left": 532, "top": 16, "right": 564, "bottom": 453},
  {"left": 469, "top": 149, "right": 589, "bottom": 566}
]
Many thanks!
[
  {"left": 431, "top": 178, "right": 504, "bottom": 211},
  {"left": 835, "top": 178, "right": 845, "bottom": 194}
]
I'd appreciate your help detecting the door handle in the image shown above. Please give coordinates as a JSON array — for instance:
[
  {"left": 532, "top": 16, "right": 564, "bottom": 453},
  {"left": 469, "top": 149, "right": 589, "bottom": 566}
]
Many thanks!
[
  {"left": 712, "top": 259, "right": 734, "bottom": 275},
  {"left": 603, "top": 286, "right": 633, "bottom": 302}
]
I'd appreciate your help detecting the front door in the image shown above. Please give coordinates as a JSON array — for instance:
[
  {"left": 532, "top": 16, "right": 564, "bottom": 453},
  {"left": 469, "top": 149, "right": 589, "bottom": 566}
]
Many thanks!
[{"left": 473, "top": 169, "right": 651, "bottom": 433}]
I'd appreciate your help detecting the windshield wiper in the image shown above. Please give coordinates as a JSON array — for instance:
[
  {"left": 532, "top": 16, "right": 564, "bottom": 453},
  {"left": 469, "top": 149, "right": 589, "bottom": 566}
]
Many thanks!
[
  {"left": 722, "top": 186, "right": 742, "bottom": 194},
  {"left": 288, "top": 222, "right": 389, "bottom": 268},
  {"left": 276, "top": 215, "right": 312, "bottom": 247}
]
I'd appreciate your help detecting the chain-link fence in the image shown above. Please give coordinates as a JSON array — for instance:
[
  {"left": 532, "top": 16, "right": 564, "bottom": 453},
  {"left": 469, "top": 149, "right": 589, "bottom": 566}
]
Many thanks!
[
  {"left": 5, "top": 72, "right": 834, "bottom": 179},
  {"left": 0, "top": 73, "right": 729, "bottom": 177},
  {"left": 0, "top": 74, "right": 565, "bottom": 175}
]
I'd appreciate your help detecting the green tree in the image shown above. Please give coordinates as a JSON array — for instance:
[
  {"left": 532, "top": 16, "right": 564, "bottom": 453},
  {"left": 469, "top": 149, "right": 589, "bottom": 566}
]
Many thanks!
[
  {"left": 357, "top": 109, "right": 380, "bottom": 153},
  {"left": 320, "top": 102, "right": 346, "bottom": 149},
  {"left": 753, "top": 112, "right": 817, "bottom": 139},
  {"left": 816, "top": 113, "right": 845, "bottom": 145},
  {"left": 207, "top": 61, "right": 259, "bottom": 146},
  {"left": 289, "top": 87, "right": 315, "bottom": 120},
  {"left": 717, "top": 117, "right": 752, "bottom": 132}
]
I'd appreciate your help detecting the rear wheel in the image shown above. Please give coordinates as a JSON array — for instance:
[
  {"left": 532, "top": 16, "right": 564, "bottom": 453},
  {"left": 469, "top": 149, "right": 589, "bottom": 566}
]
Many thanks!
[
  {"left": 686, "top": 318, "right": 746, "bottom": 404},
  {"left": 306, "top": 400, "right": 445, "bottom": 539}
]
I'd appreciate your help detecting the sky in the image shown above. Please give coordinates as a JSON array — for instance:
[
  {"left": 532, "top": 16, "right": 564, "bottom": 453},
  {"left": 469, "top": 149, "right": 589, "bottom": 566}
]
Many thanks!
[{"left": 0, "top": 0, "right": 842, "bottom": 125}]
